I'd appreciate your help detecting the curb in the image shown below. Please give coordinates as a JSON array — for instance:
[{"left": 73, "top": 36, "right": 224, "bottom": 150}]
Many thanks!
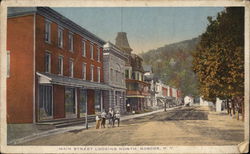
[{"left": 8, "top": 106, "right": 181, "bottom": 145}]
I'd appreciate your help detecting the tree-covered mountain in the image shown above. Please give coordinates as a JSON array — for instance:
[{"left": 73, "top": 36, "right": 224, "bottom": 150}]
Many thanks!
[{"left": 140, "top": 37, "right": 200, "bottom": 97}]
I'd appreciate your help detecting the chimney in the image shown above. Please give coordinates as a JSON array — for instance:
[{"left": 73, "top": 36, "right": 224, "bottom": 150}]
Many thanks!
[{"left": 115, "top": 32, "right": 132, "bottom": 54}]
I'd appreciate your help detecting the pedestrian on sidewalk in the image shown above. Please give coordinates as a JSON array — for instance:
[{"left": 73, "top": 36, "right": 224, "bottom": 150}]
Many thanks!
[
  {"left": 114, "top": 110, "right": 121, "bottom": 127},
  {"left": 108, "top": 108, "right": 114, "bottom": 127},
  {"left": 95, "top": 115, "right": 101, "bottom": 129},
  {"left": 101, "top": 111, "right": 107, "bottom": 128}
]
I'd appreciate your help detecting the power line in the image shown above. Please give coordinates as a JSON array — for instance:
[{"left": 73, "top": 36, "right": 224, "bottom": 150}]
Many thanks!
[{"left": 121, "top": 7, "right": 123, "bottom": 32}]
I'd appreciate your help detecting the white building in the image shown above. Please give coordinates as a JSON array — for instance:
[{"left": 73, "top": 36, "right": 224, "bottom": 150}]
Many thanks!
[
  {"left": 184, "top": 96, "right": 194, "bottom": 106},
  {"left": 200, "top": 97, "right": 214, "bottom": 107}
]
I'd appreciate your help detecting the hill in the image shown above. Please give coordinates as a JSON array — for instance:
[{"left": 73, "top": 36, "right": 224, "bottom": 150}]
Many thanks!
[{"left": 140, "top": 37, "right": 200, "bottom": 97}]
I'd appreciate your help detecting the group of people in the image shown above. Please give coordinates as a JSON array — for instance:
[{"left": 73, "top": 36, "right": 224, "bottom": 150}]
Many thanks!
[{"left": 96, "top": 108, "right": 120, "bottom": 129}]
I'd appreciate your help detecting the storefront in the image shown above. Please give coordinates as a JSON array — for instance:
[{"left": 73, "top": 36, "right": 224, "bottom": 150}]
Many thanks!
[{"left": 36, "top": 72, "right": 111, "bottom": 121}]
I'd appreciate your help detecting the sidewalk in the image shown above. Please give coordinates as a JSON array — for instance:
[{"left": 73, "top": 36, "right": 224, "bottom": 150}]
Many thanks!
[{"left": 8, "top": 106, "right": 180, "bottom": 145}]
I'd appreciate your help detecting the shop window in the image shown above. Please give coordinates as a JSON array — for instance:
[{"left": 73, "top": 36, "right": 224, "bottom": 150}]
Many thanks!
[
  {"left": 65, "top": 87, "right": 76, "bottom": 115},
  {"left": 39, "top": 85, "right": 52, "bottom": 120},
  {"left": 95, "top": 90, "right": 101, "bottom": 113}
]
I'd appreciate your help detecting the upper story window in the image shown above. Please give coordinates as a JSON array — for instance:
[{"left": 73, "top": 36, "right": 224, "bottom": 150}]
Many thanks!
[
  {"left": 68, "top": 32, "right": 74, "bottom": 52},
  {"left": 82, "top": 40, "right": 86, "bottom": 57},
  {"left": 97, "top": 47, "right": 100, "bottom": 62},
  {"left": 58, "top": 56, "right": 63, "bottom": 75},
  {"left": 97, "top": 67, "right": 101, "bottom": 83},
  {"left": 69, "top": 59, "right": 74, "bottom": 78},
  {"left": 125, "top": 69, "right": 129, "bottom": 79},
  {"left": 45, "top": 52, "right": 51, "bottom": 73},
  {"left": 58, "top": 27, "right": 63, "bottom": 48},
  {"left": 110, "top": 68, "right": 113, "bottom": 81},
  {"left": 82, "top": 63, "right": 86, "bottom": 80},
  {"left": 90, "top": 44, "right": 94, "bottom": 60},
  {"left": 7, "top": 51, "right": 10, "bottom": 78},
  {"left": 90, "top": 65, "right": 94, "bottom": 82},
  {"left": 45, "top": 20, "right": 51, "bottom": 43}
]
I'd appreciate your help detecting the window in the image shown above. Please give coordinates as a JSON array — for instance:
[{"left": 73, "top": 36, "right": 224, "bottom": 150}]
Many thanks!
[
  {"left": 68, "top": 32, "right": 74, "bottom": 52},
  {"left": 110, "top": 68, "right": 113, "bottom": 81},
  {"left": 97, "top": 47, "right": 100, "bottom": 62},
  {"left": 90, "top": 44, "right": 94, "bottom": 59},
  {"left": 45, "top": 20, "right": 51, "bottom": 43},
  {"left": 39, "top": 85, "right": 52, "bottom": 119},
  {"left": 82, "top": 63, "right": 86, "bottom": 80},
  {"left": 7, "top": 51, "right": 10, "bottom": 78},
  {"left": 125, "top": 69, "right": 129, "bottom": 79},
  {"left": 58, "top": 27, "right": 63, "bottom": 48},
  {"left": 95, "top": 90, "right": 101, "bottom": 113},
  {"left": 97, "top": 67, "right": 101, "bottom": 83},
  {"left": 79, "top": 89, "right": 87, "bottom": 117},
  {"left": 58, "top": 56, "right": 63, "bottom": 75},
  {"left": 45, "top": 52, "right": 51, "bottom": 73},
  {"left": 90, "top": 65, "right": 94, "bottom": 82},
  {"left": 82, "top": 40, "right": 86, "bottom": 57},
  {"left": 116, "top": 70, "right": 118, "bottom": 82},
  {"left": 69, "top": 59, "right": 74, "bottom": 77},
  {"left": 65, "top": 87, "right": 76, "bottom": 115}
]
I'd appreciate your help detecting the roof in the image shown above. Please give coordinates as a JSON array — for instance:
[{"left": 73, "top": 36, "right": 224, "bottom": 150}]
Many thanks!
[
  {"left": 37, "top": 72, "right": 112, "bottom": 90},
  {"left": 8, "top": 7, "right": 106, "bottom": 45},
  {"left": 115, "top": 32, "right": 133, "bottom": 53}
]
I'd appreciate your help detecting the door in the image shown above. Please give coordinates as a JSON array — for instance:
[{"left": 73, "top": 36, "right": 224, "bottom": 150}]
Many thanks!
[
  {"left": 65, "top": 87, "right": 76, "bottom": 118},
  {"left": 79, "top": 89, "right": 87, "bottom": 117},
  {"left": 38, "top": 85, "right": 53, "bottom": 120}
]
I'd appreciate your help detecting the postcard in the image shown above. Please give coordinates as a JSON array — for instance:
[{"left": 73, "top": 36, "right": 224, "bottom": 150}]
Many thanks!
[{"left": 0, "top": 0, "right": 249, "bottom": 153}]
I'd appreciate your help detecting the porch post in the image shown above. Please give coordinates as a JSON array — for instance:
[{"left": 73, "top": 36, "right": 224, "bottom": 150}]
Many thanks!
[
  {"left": 100, "top": 90, "right": 103, "bottom": 112},
  {"left": 113, "top": 90, "right": 116, "bottom": 110}
]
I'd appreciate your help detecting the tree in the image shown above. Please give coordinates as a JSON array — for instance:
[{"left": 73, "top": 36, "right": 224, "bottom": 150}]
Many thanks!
[{"left": 193, "top": 7, "right": 244, "bottom": 120}]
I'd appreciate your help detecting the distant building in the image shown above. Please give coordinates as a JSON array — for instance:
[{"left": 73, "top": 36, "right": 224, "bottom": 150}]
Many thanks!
[
  {"left": 200, "top": 97, "right": 214, "bottom": 107},
  {"left": 143, "top": 65, "right": 157, "bottom": 108},
  {"left": 115, "top": 32, "right": 150, "bottom": 112},
  {"left": 155, "top": 80, "right": 182, "bottom": 107},
  {"left": 103, "top": 42, "right": 127, "bottom": 113},
  {"left": 184, "top": 96, "right": 194, "bottom": 106}
]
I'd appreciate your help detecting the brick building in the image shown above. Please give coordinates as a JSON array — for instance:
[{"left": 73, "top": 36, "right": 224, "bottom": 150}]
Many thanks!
[
  {"left": 103, "top": 42, "right": 127, "bottom": 113},
  {"left": 7, "top": 7, "right": 111, "bottom": 124},
  {"left": 115, "top": 32, "right": 150, "bottom": 112}
]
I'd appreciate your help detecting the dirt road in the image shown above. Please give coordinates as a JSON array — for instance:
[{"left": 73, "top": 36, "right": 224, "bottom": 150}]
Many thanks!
[{"left": 23, "top": 106, "right": 244, "bottom": 146}]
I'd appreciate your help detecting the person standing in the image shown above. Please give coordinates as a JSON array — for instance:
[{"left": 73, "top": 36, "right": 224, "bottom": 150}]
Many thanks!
[
  {"left": 95, "top": 115, "right": 100, "bottom": 129},
  {"left": 101, "top": 111, "right": 107, "bottom": 128},
  {"left": 108, "top": 108, "right": 114, "bottom": 127},
  {"left": 114, "top": 110, "right": 121, "bottom": 127}
]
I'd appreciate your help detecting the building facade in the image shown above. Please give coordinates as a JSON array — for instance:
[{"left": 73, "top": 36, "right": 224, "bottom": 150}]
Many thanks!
[
  {"left": 155, "top": 80, "right": 182, "bottom": 107},
  {"left": 115, "top": 32, "right": 150, "bottom": 112},
  {"left": 7, "top": 7, "right": 110, "bottom": 124},
  {"left": 103, "top": 42, "right": 127, "bottom": 113},
  {"left": 143, "top": 65, "right": 157, "bottom": 108}
]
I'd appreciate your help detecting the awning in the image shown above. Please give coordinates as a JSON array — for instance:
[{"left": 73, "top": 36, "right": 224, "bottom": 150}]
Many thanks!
[
  {"left": 37, "top": 72, "right": 112, "bottom": 90},
  {"left": 126, "top": 95, "right": 145, "bottom": 98}
]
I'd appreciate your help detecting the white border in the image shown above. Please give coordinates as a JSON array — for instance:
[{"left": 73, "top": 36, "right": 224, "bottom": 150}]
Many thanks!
[{"left": 0, "top": 0, "right": 249, "bottom": 153}]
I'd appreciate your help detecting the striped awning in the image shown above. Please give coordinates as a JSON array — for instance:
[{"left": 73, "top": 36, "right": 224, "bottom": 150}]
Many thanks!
[{"left": 37, "top": 72, "right": 112, "bottom": 90}]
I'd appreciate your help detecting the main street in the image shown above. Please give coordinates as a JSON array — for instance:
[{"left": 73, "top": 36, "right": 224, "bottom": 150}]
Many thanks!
[{"left": 23, "top": 106, "right": 244, "bottom": 146}]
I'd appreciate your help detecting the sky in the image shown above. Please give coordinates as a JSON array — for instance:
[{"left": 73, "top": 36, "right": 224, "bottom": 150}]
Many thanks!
[{"left": 53, "top": 7, "right": 224, "bottom": 54}]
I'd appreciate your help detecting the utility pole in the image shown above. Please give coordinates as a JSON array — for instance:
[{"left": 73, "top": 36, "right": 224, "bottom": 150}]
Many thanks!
[
  {"left": 85, "top": 93, "right": 88, "bottom": 129},
  {"left": 164, "top": 100, "right": 167, "bottom": 112}
]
